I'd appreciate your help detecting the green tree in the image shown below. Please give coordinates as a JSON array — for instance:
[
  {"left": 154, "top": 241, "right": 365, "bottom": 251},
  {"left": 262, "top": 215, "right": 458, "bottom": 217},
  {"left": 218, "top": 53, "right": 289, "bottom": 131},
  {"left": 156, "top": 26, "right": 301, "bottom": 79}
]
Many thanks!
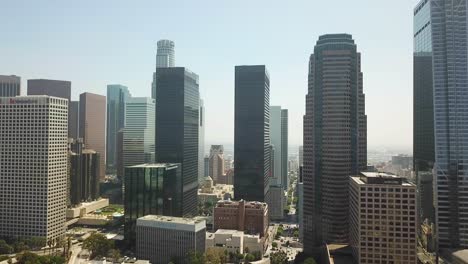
[
  {"left": 270, "top": 250, "right": 288, "bottom": 264},
  {"left": 0, "top": 240, "right": 13, "bottom": 254},
  {"left": 82, "top": 233, "right": 114, "bottom": 259},
  {"left": 108, "top": 249, "right": 121, "bottom": 262},
  {"left": 303, "top": 257, "right": 317, "bottom": 264},
  {"left": 205, "top": 248, "right": 226, "bottom": 264},
  {"left": 17, "top": 252, "right": 65, "bottom": 264},
  {"left": 272, "top": 242, "right": 278, "bottom": 248},
  {"left": 244, "top": 253, "right": 255, "bottom": 263},
  {"left": 186, "top": 251, "right": 205, "bottom": 264}
]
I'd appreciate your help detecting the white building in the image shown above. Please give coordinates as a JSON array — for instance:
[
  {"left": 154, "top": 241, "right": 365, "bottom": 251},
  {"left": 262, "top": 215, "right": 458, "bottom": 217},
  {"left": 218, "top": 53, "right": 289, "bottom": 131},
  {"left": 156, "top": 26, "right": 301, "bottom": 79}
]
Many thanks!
[
  {"left": 206, "top": 229, "right": 264, "bottom": 254},
  {"left": 123, "top": 97, "right": 155, "bottom": 167},
  {"left": 0, "top": 96, "right": 68, "bottom": 241},
  {"left": 136, "top": 215, "right": 206, "bottom": 264},
  {"left": 350, "top": 172, "right": 417, "bottom": 264}
]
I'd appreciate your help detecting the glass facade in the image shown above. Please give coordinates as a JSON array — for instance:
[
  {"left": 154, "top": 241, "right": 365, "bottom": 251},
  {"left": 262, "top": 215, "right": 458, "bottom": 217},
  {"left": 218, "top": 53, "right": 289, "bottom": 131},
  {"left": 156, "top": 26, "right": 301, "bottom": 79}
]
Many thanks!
[
  {"left": 431, "top": 0, "right": 468, "bottom": 248},
  {"left": 234, "top": 65, "right": 271, "bottom": 203},
  {"left": 124, "top": 164, "right": 181, "bottom": 242},
  {"left": 413, "top": 0, "right": 435, "bottom": 226},
  {"left": 106, "top": 84, "right": 131, "bottom": 172},
  {"left": 155, "top": 67, "right": 199, "bottom": 217},
  {"left": 303, "top": 34, "right": 367, "bottom": 250}
]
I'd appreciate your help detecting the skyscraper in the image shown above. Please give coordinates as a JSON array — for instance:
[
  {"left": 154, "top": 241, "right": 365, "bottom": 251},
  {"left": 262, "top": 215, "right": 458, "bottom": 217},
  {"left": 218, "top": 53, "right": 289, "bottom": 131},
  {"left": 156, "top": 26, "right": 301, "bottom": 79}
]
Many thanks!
[
  {"left": 270, "top": 106, "right": 283, "bottom": 187},
  {"left": 156, "top": 39, "right": 175, "bottom": 68},
  {"left": 124, "top": 163, "right": 182, "bottom": 242},
  {"left": 155, "top": 67, "right": 199, "bottom": 217},
  {"left": 209, "top": 145, "right": 225, "bottom": 184},
  {"left": 413, "top": 0, "right": 435, "bottom": 227},
  {"left": 199, "top": 99, "right": 205, "bottom": 185},
  {"left": 69, "top": 101, "right": 80, "bottom": 139},
  {"left": 234, "top": 65, "right": 270, "bottom": 203},
  {"left": 0, "top": 75, "right": 20, "bottom": 97},
  {"left": 27, "top": 79, "right": 73, "bottom": 137},
  {"left": 123, "top": 97, "right": 155, "bottom": 168},
  {"left": 79, "top": 92, "right": 106, "bottom": 180},
  {"left": 107, "top": 84, "right": 131, "bottom": 173},
  {"left": 281, "top": 109, "right": 289, "bottom": 190},
  {"left": 0, "top": 96, "right": 68, "bottom": 241},
  {"left": 152, "top": 39, "right": 175, "bottom": 99},
  {"left": 303, "top": 34, "right": 367, "bottom": 249},
  {"left": 430, "top": 0, "right": 468, "bottom": 249},
  {"left": 349, "top": 172, "right": 417, "bottom": 264}
]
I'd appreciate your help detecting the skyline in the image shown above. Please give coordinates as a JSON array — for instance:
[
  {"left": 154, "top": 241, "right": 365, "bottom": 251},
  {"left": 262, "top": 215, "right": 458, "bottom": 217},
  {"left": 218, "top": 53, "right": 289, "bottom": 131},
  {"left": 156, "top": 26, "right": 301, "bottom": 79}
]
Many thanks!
[{"left": 0, "top": 0, "right": 420, "bottom": 149}]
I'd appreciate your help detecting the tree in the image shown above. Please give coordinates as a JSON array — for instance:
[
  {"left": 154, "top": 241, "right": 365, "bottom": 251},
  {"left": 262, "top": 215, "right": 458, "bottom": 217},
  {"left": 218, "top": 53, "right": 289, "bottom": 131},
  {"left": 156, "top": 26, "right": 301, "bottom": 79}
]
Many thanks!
[
  {"left": 303, "top": 257, "right": 317, "bottom": 264},
  {"left": 205, "top": 248, "right": 226, "bottom": 264},
  {"left": 108, "top": 249, "right": 121, "bottom": 262},
  {"left": 0, "top": 240, "right": 13, "bottom": 254},
  {"left": 244, "top": 253, "right": 255, "bottom": 263},
  {"left": 270, "top": 250, "right": 288, "bottom": 264},
  {"left": 272, "top": 242, "right": 278, "bottom": 248},
  {"left": 187, "top": 251, "right": 205, "bottom": 264},
  {"left": 17, "top": 252, "right": 65, "bottom": 264},
  {"left": 82, "top": 233, "right": 114, "bottom": 259}
]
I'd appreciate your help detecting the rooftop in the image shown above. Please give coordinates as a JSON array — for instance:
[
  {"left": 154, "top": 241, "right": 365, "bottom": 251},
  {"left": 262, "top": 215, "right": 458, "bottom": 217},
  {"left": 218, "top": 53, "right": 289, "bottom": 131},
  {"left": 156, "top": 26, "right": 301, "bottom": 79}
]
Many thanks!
[
  {"left": 127, "top": 163, "right": 179, "bottom": 169},
  {"left": 351, "top": 172, "right": 415, "bottom": 186}
]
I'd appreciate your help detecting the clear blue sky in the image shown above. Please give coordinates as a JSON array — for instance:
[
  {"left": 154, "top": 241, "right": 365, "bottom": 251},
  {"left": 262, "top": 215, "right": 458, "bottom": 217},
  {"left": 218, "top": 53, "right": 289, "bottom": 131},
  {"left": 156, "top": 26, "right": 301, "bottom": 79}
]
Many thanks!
[{"left": 0, "top": 0, "right": 419, "bottom": 150}]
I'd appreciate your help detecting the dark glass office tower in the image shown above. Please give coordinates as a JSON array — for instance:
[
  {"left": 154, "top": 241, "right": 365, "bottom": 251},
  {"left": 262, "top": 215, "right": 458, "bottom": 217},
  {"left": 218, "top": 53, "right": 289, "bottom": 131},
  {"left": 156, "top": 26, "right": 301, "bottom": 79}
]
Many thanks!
[
  {"left": 234, "top": 65, "right": 271, "bottom": 203},
  {"left": 413, "top": 0, "right": 435, "bottom": 225},
  {"left": 124, "top": 163, "right": 181, "bottom": 243},
  {"left": 303, "top": 34, "right": 367, "bottom": 251},
  {"left": 27, "top": 79, "right": 74, "bottom": 137},
  {"left": 155, "top": 67, "right": 199, "bottom": 217},
  {"left": 430, "top": 0, "right": 468, "bottom": 249},
  {"left": 0, "top": 75, "right": 20, "bottom": 97}
]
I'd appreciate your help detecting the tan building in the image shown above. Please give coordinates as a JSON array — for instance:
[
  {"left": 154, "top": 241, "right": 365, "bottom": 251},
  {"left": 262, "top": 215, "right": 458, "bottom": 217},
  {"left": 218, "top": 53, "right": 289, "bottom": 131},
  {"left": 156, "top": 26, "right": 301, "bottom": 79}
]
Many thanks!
[
  {"left": 79, "top": 92, "right": 106, "bottom": 180},
  {"left": 350, "top": 172, "right": 417, "bottom": 264},
  {"left": 209, "top": 145, "right": 224, "bottom": 183},
  {"left": 206, "top": 229, "right": 264, "bottom": 254},
  {"left": 213, "top": 200, "right": 268, "bottom": 237}
]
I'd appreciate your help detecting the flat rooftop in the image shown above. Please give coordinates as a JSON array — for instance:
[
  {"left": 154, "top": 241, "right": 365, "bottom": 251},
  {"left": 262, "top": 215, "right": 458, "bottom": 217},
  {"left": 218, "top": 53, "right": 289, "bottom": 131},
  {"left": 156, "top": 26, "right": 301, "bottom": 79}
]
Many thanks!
[
  {"left": 137, "top": 215, "right": 206, "bottom": 232},
  {"left": 126, "top": 163, "right": 179, "bottom": 169},
  {"left": 352, "top": 172, "right": 415, "bottom": 186}
]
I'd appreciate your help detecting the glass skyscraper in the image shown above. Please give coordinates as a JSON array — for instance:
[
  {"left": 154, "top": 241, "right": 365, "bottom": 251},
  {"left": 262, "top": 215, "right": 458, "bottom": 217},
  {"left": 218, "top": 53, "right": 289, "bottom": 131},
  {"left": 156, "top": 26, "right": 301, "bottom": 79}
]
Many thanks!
[
  {"left": 124, "top": 163, "right": 181, "bottom": 242},
  {"left": 106, "top": 84, "right": 131, "bottom": 173},
  {"left": 152, "top": 39, "right": 175, "bottom": 100},
  {"left": 430, "top": 0, "right": 468, "bottom": 249},
  {"left": 155, "top": 67, "right": 199, "bottom": 217},
  {"left": 234, "top": 65, "right": 271, "bottom": 203},
  {"left": 414, "top": 0, "right": 435, "bottom": 225},
  {"left": 303, "top": 34, "right": 367, "bottom": 250}
]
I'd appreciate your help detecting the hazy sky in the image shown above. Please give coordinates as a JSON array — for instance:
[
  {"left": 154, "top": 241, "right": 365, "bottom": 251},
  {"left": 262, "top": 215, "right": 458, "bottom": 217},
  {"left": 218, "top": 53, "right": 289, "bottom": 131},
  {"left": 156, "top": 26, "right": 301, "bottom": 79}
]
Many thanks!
[{"left": 0, "top": 0, "right": 420, "bottom": 150}]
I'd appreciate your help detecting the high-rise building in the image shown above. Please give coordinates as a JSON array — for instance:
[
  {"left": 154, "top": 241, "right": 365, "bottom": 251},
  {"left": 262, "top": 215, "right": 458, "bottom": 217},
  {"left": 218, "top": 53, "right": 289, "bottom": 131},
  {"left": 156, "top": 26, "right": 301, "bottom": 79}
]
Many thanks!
[
  {"left": 349, "top": 172, "right": 417, "bottom": 264},
  {"left": 155, "top": 67, "right": 199, "bottom": 217},
  {"left": 136, "top": 215, "right": 206, "bottom": 264},
  {"left": 418, "top": 171, "right": 434, "bottom": 223},
  {"left": 79, "top": 92, "right": 106, "bottom": 180},
  {"left": 413, "top": 0, "right": 435, "bottom": 175},
  {"left": 107, "top": 84, "right": 131, "bottom": 172},
  {"left": 270, "top": 106, "right": 283, "bottom": 186},
  {"left": 124, "top": 163, "right": 182, "bottom": 241},
  {"left": 429, "top": 0, "right": 468, "bottom": 248},
  {"left": 156, "top": 39, "right": 175, "bottom": 68},
  {"left": 303, "top": 34, "right": 367, "bottom": 249},
  {"left": 69, "top": 101, "right": 79, "bottom": 139},
  {"left": 204, "top": 156, "right": 210, "bottom": 177},
  {"left": 152, "top": 39, "right": 175, "bottom": 99},
  {"left": 209, "top": 145, "right": 225, "bottom": 184},
  {"left": 234, "top": 65, "right": 270, "bottom": 203},
  {"left": 27, "top": 79, "right": 74, "bottom": 137},
  {"left": 0, "top": 96, "right": 68, "bottom": 241},
  {"left": 199, "top": 99, "right": 205, "bottom": 185},
  {"left": 123, "top": 97, "right": 155, "bottom": 168},
  {"left": 0, "top": 75, "right": 20, "bottom": 97},
  {"left": 299, "top": 146, "right": 304, "bottom": 167},
  {"left": 69, "top": 138, "right": 100, "bottom": 206},
  {"left": 281, "top": 109, "right": 288, "bottom": 190}
]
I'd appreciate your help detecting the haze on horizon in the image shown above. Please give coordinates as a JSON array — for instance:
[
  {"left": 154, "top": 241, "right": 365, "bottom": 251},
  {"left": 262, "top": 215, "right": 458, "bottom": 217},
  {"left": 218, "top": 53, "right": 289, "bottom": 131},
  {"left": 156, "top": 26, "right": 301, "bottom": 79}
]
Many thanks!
[{"left": 0, "top": 0, "right": 420, "bottom": 151}]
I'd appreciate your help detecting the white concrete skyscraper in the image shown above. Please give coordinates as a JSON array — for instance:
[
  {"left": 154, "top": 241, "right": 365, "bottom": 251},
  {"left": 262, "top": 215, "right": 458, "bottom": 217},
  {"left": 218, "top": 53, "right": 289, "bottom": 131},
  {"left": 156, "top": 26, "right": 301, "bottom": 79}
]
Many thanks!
[
  {"left": 0, "top": 96, "right": 68, "bottom": 241},
  {"left": 152, "top": 39, "right": 175, "bottom": 99},
  {"left": 156, "top": 39, "right": 175, "bottom": 68}
]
